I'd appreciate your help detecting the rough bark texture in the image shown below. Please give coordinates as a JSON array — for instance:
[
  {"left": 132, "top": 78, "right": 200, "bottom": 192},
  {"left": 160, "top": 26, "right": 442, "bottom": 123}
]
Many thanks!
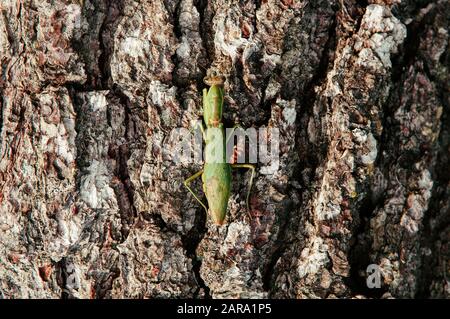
[{"left": 0, "top": 0, "right": 448, "bottom": 299}]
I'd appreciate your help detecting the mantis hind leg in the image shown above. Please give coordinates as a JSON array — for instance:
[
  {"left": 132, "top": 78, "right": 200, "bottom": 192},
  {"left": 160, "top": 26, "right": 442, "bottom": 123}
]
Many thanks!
[
  {"left": 184, "top": 170, "right": 208, "bottom": 213},
  {"left": 231, "top": 164, "right": 255, "bottom": 217}
]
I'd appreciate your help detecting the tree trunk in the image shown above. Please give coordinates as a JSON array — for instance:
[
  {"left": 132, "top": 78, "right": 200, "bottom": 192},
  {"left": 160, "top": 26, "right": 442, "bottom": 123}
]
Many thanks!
[{"left": 0, "top": 0, "right": 448, "bottom": 299}]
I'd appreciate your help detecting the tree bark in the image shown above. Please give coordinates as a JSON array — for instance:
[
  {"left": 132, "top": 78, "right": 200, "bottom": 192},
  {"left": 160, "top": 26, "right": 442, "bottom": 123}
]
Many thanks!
[{"left": 0, "top": 0, "right": 448, "bottom": 299}]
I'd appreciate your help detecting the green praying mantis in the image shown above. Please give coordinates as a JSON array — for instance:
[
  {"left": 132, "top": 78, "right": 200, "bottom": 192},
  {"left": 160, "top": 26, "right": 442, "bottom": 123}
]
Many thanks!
[{"left": 183, "top": 74, "right": 255, "bottom": 225}]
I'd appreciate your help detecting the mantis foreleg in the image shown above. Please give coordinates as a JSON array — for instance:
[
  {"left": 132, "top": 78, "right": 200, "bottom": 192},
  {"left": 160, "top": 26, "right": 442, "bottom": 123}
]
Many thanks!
[
  {"left": 226, "top": 124, "right": 241, "bottom": 144},
  {"left": 231, "top": 164, "right": 255, "bottom": 214},
  {"left": 191, "top": 120, "right": 206, "bottom": 141},
  {"left": 183, "top": 170, "right": 207, "bottom": 212}
]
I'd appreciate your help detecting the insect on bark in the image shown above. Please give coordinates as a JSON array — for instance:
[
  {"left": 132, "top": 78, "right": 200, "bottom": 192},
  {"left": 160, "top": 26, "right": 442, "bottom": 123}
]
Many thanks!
[{"left": 184, "top": 74, "right": 255, "bottom": 225}]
